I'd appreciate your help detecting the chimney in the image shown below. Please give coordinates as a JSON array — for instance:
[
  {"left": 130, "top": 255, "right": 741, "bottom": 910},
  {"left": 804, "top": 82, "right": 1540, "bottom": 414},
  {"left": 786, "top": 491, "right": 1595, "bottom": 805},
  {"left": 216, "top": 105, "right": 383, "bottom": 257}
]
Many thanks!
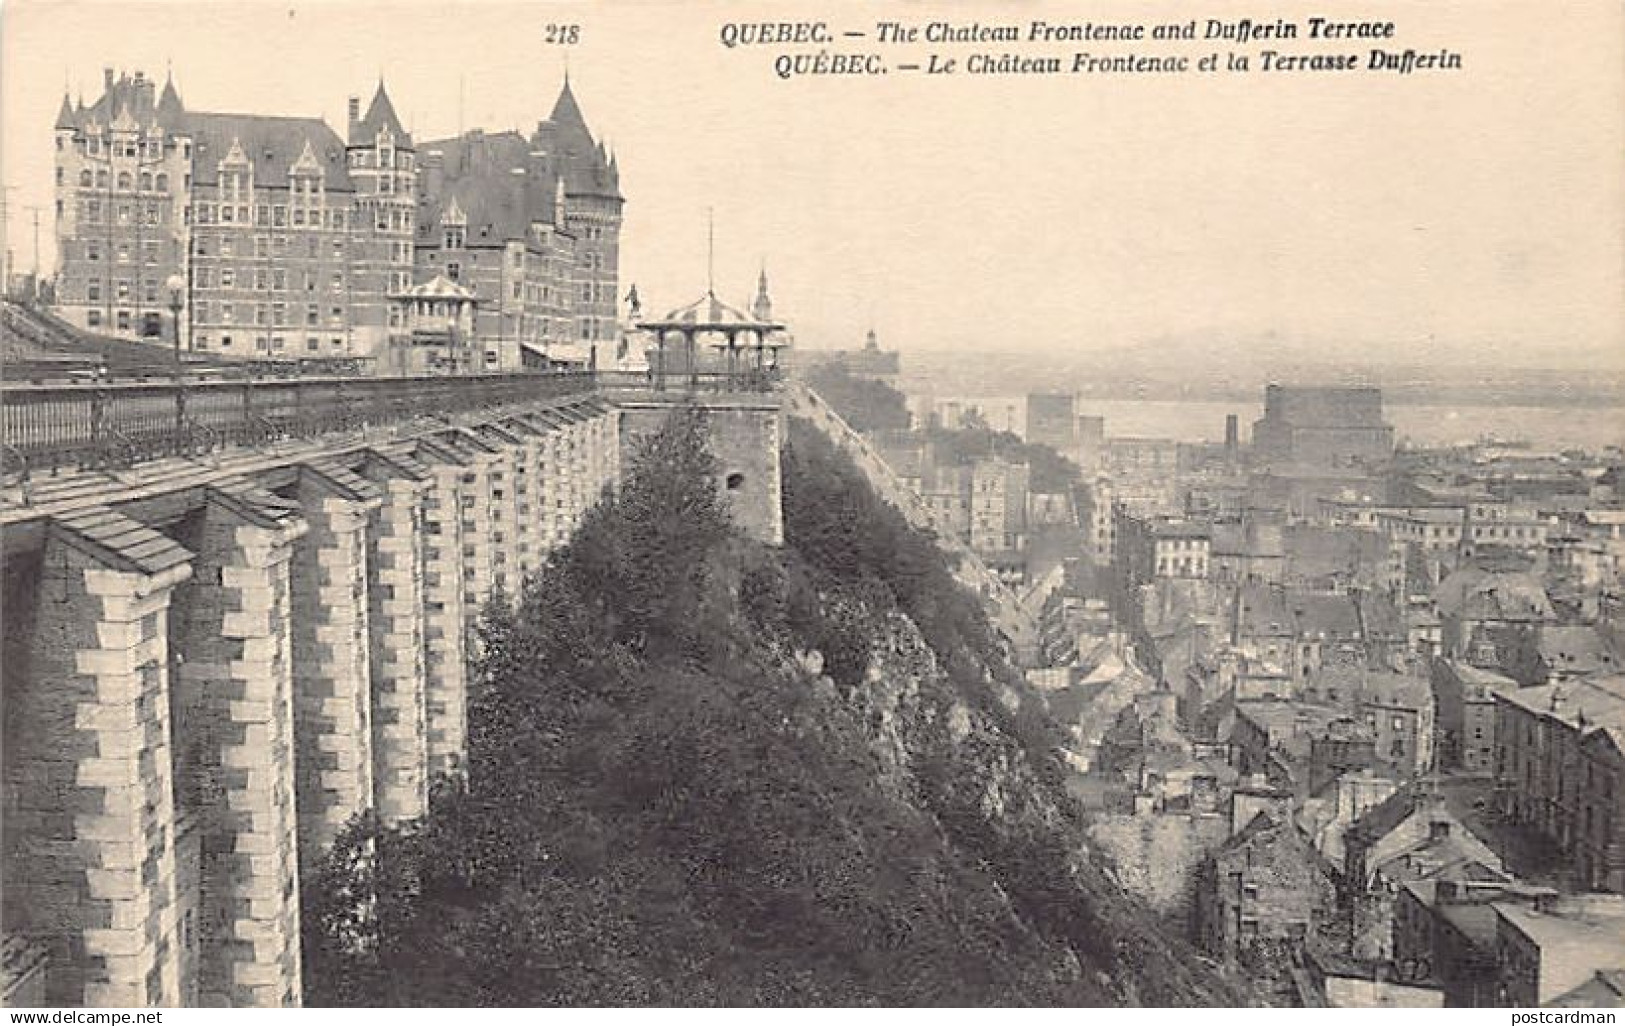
[
  {"left": 104, "top": 67, "right": 115, "bottom": 93},
  {"left": 347, "top": 96, "right": 360, "bottom": 127},
  {"left": 1429, "top": 820, "right": 1451, "bottom": 842},
  {"left": 422, "top": 149, "right": 444, "bottom": 197}
]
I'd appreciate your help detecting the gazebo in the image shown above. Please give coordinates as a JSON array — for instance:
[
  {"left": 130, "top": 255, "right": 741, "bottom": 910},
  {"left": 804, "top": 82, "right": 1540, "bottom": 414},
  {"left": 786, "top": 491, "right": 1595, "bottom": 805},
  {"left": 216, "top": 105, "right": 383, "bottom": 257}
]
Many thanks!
[{"left": 635, "top": 289, "right": 787, "bottom": 391}]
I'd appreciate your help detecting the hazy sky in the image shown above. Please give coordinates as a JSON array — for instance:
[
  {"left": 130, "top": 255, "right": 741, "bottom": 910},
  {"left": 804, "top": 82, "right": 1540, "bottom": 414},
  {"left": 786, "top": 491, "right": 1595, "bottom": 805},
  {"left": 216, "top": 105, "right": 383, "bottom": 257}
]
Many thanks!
[{"left": 3, "top": 0, "right": 1621, "bottom": 369}]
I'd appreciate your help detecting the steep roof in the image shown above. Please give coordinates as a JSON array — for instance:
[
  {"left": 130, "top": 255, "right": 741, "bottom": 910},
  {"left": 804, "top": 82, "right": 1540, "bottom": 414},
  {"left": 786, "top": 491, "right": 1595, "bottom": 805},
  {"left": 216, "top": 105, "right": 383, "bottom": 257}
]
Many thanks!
[
  {"left": 55, "top": 93, "right": 76, "bottom": 130},
  {"left": 539, "top": 79, "right": 620, "bottom": 201},
  {"left": 1291, "top": 591, "right": 1362, "bottom": 640},
  {"left": 187, "top": 112, "right": 352, "bottom": 191},
  {"left": 354, "top": 80, "right": 411, "bottom": 146},
  {"left": 417, "top": 130, "right": 563, "bottom": 246},
  {"left": 156, "top": 75, "right": 185, "bottom": 128},
  {"left": 1435, "top": 565, "right": 1554, "bottom": 622},
  {"left": 417, "top": 163, "right": 539, "bottom": 249}
]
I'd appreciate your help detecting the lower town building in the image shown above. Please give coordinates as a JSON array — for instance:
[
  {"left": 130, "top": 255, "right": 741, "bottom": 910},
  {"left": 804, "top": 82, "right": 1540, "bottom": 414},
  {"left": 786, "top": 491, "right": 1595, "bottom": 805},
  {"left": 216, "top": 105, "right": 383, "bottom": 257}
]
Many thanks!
[
  {"left": 1196, "top": 810, "right": 1339, "bottom": 969},
  {"left": 1494, "top": 674, "right": 1625, "bottom": 892}
]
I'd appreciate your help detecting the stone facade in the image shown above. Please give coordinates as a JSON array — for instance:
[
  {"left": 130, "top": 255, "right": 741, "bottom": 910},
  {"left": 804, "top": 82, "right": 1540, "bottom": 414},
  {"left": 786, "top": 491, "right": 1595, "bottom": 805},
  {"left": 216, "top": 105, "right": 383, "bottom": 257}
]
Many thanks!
[
  {"left": 1, "top": 512, "right": 191, "bottom": 1006},
  {"left": 0, "top": 392, "right": 720, "bottom": 1006},
  {"left": 169, "top": 483, "right": 307, "bottom": 1006},
  {"left": 52, "top": 69, "right": 620, "bottom": 370},
  {"left": 288, "top": 465, "right": 382, "bottom": 870},
  {"left": 358, "top": 451, "right": 433, "bottom": 824}
]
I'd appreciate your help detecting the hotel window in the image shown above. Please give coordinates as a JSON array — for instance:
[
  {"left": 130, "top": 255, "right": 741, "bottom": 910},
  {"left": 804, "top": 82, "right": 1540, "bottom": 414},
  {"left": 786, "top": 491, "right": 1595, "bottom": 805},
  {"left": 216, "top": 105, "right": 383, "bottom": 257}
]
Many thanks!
[
  {"left": 95, "top": 169, "right": 107, "bottom": 187},
  {"left": 221, "top": 205, "right": 234, "bottom": 223},
  {"left": 156, "top": 173, "right": 169, "bottom": 191},
  {"left": 257, "top": 205, "right": 269, "bottom": 224},
  {"left": 306, "top": 307, "right": 318, "bottom": 326},
  {"left": 446, "top": 261, "right": 461, "bottom": 282},
  {"left": 307, "top": 338, "right": 319, "bottom": 352},
  {"left": 273, "top": 269, "right": 286, "bottom": 290},
  {"left": 116, "top": 280, "right": 130, "bottom": 300},
  {"left": 332, "top": 239, "right": 344, "bottom": 258},
  {"left": 78, "top": 169, "right": 91, "bottom": 186},
  {"left": 87, "top": 281, "right": 101, "bottom": 301},
  {"left": 221, "top": 306, "right": 234, "bottom": 324},
  {"left": 273, "top": 303, "right": 286, "bottom": 325},
  {"left": 118, "top": 205, "right": 131, "bottom": 224},
  {"left": 87, "top": 241, "right": 101, "bottom": 261},
  {"left": 87, "top": 309, "right": 102, "bottom": 326},
  {"left": 220, "top": 336, "right": 233, "bottom": 348},
  {"left": 255, "top": 237, "right": 268, "bottom": 258},
  {"left": 143, "top": 279, "right": 157, "bottom": 303},
  {"left": 256, "top": 305, "right": 268, "bottom": 325},
  {"left": 117, "top": 171, "right": 131, "bottom": 190},
  {"left": 273, "top": 206, "right": 286, "bottom": 226},
  {"left": 221, "top": 238, "right": 233, "bottom": 257},
  {"left": 143, "top": 241, "right": 158, "bottom": 263},
  {"left": 221, "top": 268, "right": 234, "bottom": 288},
  {"left": 116, "top": 310, "right": 130, "bottom": 330},
  {"left": 330, "top": 273, "right": 343, "bottom": 292},
  {"left": 293, "top": 208, "right": 305, "bottom": 226},
  {"left": 329, "top": 305, "right": 342, "bottom": 323},
  {"left": 140, "top": 172, "right": 152, "bottom": 191},
  {"left": 255, "top": 269, "right": 268, "bottom": 290}
]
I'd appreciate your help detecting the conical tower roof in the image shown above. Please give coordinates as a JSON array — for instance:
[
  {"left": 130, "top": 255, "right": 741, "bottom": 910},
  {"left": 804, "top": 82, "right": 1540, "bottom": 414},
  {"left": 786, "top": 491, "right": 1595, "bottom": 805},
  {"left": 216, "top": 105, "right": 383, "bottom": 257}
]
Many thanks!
[
  {"left": 354, "top": 78, "right": 412, "bottom": 147},
  {"left": 55, "top": 92, "right": 76, "bottom": 130},
  {"left": 156, "top": 73, "right": 185, "bottom": 129},
  {"left": 544, "top": 77, "right": 619, "bottom": 201}
]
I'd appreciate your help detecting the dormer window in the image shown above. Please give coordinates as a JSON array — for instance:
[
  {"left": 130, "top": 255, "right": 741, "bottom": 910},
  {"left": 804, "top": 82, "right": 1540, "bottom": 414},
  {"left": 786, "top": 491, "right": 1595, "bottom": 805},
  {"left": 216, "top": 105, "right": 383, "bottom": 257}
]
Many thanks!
[{"left": 445, "top": 226, "right": 465, "bottom": 249}]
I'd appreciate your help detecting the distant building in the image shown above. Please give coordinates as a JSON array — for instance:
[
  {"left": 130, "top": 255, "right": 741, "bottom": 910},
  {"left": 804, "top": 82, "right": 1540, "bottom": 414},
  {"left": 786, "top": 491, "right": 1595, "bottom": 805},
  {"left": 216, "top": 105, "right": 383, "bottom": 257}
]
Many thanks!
[
  {"left": 1115, "top": 512, "right": 1211, "bottom": 588},
  {"left": 798, "top": 327, "right": 900, "bottom": 380},
  {"left": 1025, "top": 392, "right": 1076, "bottom": 451},
  {"left": 1431, "top": 659, "right": 1518, "bottom": 773},
  {"left": 1196, "top": 810, "right": 1339, "bottom": 965},
  {"left": 1248, "top": 385, "right": 1394, "bottom": 516},
  {"left": 51, "top": 67, "right": 619, "bottom": 370},
  {"left": 1494, "top": 674, "right": 1625, "bottom": 892},
  {"left": 1493, "top": 894, "right": 1625, "bottom": 1006},
  {"left": 1252, "top": 384, "right": 1394, "bottom": 471}
]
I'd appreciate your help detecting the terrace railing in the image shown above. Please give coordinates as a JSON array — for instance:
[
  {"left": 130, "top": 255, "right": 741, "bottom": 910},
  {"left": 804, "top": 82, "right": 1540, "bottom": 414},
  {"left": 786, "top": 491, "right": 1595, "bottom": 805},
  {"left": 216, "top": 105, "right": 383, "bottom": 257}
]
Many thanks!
[{"left": 1, "top": 369, "right": 594, "bottom": 478}]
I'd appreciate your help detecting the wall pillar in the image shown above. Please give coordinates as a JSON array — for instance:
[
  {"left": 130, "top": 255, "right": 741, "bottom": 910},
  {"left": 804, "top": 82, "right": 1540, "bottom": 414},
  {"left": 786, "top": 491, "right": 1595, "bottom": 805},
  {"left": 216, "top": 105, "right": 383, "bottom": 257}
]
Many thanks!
[
  {"left": 358, "top": 450, "right": 432, "bottom": 823},
  {"left": 1, "top": 510, "right": 191, "bottom": 1007},
  {"left": 287, "top": 463, "right": 382, "bottom": 870},
  {"left": 497, "top": 418, "right": 547, "bottom": 582},
  {"left": 398, "top": 437, "right": 479, "bottom": 780},
  {"left": 470, "top": 425, "right": 523, "bottom": 603},
  {"left": 169, "top": 481, "right": 306, "bottom": 1007}
]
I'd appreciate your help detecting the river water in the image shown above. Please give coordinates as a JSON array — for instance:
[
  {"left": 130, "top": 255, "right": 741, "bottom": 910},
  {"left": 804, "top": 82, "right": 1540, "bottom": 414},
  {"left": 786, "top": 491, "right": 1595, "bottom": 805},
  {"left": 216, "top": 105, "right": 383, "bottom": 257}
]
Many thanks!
[{"left": 913, "top": 396, "right": 1624, "bottom": 451}]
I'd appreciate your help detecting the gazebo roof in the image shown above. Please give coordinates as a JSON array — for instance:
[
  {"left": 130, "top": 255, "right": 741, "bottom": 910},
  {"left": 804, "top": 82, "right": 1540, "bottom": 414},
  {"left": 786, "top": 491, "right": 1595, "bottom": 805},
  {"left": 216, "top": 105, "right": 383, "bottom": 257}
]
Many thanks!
[
  {"left": 637, "top": 289, "right": 787, "bottom": 345},
  {"left": 390, "top": 274, "right": 478, "bottom": 302}
]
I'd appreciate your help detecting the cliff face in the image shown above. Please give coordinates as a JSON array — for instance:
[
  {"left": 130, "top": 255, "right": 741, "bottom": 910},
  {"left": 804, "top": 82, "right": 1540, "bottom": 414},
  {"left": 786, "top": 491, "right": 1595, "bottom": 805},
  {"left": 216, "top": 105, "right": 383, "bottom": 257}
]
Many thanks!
[
  {"left": 758, "top": 418, "right": 1248, "bottom": 1005},
  {"left": 303, "top": 409, "right": 1248, "bottom": 1006}
]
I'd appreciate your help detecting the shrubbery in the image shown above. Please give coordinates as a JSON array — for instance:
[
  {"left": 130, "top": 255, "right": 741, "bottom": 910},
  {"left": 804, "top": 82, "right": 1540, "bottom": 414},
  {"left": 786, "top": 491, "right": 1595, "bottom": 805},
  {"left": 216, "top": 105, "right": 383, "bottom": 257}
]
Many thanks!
[{"left": 301, "top": 406, "right": 1235, "bottom": 1007}]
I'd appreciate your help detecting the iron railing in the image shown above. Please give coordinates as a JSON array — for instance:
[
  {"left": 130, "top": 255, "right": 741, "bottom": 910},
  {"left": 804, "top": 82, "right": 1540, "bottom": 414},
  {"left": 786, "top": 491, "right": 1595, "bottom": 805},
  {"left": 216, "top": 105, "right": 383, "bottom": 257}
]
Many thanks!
[
  {"left": 1, "top": 370, "right": 594, "bottom": 477},
  {"left": 594, "top": 368, "right": 783, "bottom": 394}
]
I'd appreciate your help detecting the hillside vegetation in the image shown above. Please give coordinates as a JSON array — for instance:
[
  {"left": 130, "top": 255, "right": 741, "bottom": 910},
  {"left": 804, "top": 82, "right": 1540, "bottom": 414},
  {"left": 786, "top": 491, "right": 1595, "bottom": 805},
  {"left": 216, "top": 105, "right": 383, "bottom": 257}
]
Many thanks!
[{"left": 302, "top": 407, "right": 1244, "bottom": 1006}]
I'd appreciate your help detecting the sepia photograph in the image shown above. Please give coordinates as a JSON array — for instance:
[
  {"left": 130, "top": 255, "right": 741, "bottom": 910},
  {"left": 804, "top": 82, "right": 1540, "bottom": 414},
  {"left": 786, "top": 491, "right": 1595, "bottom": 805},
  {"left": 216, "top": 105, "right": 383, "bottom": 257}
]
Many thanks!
[{"left": 0, "top": 0, "right": 1622, "bottom": 1011}]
